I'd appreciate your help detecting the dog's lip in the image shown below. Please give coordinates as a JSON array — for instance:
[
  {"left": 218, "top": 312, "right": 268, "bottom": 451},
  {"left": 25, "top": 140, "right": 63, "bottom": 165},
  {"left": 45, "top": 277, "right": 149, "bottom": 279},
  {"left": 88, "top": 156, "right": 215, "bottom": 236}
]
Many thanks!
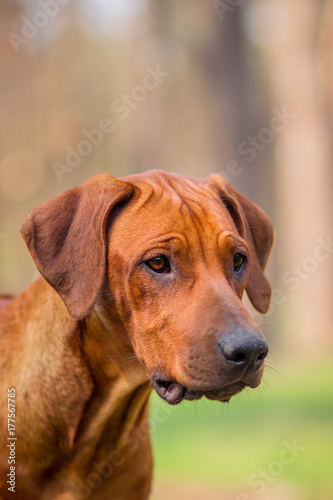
[
  {"left": 151, "top": 376, "right": 246, "bottom": 405},
  {"left": 151, "top": 378, "right": 187, "bottom": 405},
  {"left": 204, "top": 382, "right": 246, "bottom": 401}
]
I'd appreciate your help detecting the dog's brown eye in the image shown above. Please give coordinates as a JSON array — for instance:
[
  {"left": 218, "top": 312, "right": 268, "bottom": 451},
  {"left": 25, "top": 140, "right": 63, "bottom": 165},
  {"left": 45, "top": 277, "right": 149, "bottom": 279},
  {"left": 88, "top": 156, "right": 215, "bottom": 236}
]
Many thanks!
[
  {"left": 146, "top": 256, "right": 170, "bottom": 274},
  {"left": 233, "top": 253, "right": 247, "bottom": 273}
]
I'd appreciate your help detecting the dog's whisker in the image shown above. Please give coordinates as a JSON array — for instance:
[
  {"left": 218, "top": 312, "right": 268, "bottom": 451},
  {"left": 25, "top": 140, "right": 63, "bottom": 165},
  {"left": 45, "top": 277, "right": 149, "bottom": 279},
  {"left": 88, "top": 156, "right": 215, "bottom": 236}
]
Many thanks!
[
  {"left": 117, "top": 359, "right": 139, "bottom": 368},
  {"left": 264, "top": 364, "right": 289, "bottom": 384},
  {"left": 109, "top": 354, "right": 138, "bottom": 361},
  {"left": 267, "top": 351, "right": 286, "bottom": 371}
]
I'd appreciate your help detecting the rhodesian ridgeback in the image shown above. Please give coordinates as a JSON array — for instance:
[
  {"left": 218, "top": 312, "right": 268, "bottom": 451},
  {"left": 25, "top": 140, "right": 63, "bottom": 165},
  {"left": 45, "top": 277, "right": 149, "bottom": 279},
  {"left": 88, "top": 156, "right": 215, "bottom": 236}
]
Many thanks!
[{"left": 0, "top": 170, "right": 273, "bottom": 499}]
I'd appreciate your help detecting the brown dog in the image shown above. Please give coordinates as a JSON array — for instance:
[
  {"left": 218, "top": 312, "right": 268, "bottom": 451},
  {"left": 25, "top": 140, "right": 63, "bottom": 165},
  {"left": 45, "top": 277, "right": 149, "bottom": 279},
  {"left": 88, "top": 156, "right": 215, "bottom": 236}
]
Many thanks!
[{"left": 0, "top": 170, "right": 273, "bottom": 499}]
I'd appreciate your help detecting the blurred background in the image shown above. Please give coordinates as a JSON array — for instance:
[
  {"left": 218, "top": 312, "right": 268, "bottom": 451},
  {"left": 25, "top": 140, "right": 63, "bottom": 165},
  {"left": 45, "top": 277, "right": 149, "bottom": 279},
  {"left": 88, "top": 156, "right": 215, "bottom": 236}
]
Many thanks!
[{"left": 0, "top": 1, "right": 332, "bottom": 499}]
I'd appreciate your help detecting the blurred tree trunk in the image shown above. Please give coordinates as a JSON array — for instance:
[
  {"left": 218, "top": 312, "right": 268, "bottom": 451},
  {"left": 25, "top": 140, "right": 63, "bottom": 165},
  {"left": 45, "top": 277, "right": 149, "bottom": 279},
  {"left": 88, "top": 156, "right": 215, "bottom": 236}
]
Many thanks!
[{"left": 256, "top": 0, "right": 333, "bottom": 352}]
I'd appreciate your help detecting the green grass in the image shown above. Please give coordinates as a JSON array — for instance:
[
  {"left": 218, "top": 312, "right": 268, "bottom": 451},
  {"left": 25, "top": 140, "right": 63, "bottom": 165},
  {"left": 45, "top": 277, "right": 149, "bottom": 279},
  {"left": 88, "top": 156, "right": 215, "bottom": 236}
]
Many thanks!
[{"left": 150, "top": 356, "right": 333, "bottom": 498}]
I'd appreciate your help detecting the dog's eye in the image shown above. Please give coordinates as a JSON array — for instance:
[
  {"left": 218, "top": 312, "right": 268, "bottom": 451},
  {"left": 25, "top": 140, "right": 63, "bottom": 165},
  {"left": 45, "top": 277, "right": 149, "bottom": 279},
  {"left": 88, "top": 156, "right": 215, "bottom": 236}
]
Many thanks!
[
  {"left": 146, "top": 255, "right": 171, "bottom": 274},
  {"left": 233, "top": 253, "right": 247, "bottom": 273}
]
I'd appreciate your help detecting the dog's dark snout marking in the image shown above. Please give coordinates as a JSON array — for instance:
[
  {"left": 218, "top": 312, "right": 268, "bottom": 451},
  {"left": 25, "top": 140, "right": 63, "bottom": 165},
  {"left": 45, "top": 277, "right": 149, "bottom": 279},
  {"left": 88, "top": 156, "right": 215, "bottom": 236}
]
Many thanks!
[{"left": 218, "top": 331, "right": 269, "bottom": 371}]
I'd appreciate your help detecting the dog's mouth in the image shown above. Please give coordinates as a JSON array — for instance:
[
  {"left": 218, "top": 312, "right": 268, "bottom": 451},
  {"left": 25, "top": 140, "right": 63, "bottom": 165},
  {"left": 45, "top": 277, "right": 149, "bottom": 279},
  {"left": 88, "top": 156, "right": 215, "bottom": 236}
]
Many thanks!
[
  {"left": 152, "top": 379, "right": 187, "bottom": 405},
  {"left": 151, "top": 377, "right": 246, "bottom": 405}
]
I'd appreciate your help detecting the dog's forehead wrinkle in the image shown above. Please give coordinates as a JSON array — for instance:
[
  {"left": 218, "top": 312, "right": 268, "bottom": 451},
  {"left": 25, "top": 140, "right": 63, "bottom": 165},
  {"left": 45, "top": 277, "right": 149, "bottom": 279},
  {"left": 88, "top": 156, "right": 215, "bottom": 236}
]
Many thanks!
[
  {"left": 148, "top": 232, "right": 188, "bottom": 247},
  {"left": 126, "top": 178, "right": 241, "bottom": 251},
  {"left": 133, "top": 173, "right": 217, "bottom": 211},
  {"left": 137, "top": 232, "right": 190, "bottom": 256},
  {"left": 137, "top": 190, "right": 233, "bottom": 241}
]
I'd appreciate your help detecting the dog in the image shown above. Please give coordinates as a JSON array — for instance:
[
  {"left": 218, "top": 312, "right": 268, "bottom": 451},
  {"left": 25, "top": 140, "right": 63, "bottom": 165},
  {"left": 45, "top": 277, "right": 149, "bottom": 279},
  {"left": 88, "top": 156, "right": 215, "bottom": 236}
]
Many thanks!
[{"left": 0, "top": 170, "right": 273, "bottom": 499}]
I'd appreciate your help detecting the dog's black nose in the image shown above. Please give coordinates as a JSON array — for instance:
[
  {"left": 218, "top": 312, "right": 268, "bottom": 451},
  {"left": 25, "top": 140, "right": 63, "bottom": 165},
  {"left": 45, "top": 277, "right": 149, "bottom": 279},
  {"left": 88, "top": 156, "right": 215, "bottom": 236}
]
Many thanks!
[{"left": 218, "top": 331, "right": 268, "bottom": 371}]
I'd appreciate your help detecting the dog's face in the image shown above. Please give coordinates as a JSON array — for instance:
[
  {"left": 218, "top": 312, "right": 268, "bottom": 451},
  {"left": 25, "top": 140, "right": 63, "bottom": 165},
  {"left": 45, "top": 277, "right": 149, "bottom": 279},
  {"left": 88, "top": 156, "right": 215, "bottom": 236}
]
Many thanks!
[
  {"left": 107, "top": 172, "right": 272, "bottom": 403},
  {"left": 21, "top": 171, "right": 274, "bottom": 405}
]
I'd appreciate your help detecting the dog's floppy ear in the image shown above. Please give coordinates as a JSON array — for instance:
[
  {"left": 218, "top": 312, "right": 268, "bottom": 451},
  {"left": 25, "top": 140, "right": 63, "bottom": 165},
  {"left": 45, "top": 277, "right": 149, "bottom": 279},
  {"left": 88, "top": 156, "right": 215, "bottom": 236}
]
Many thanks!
[
  {"left": 209, "top": 175, "right": 274, "bottom": 313},
  {"left": 20, "top": 174, "right": 134, "bottom": 320}
]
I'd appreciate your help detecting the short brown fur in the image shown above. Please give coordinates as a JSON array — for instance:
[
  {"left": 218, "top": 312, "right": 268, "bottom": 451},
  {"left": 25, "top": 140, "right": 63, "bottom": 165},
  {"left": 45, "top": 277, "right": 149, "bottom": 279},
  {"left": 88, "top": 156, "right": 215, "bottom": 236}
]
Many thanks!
[{"left": 0, "top": 171, "right": 273, "bottom": 499}]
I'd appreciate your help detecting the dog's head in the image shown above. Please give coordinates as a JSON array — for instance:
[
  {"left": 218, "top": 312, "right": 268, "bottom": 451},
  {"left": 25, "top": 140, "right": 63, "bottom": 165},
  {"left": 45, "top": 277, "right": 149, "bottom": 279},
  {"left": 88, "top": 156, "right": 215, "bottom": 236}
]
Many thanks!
[{"left": 21, "top": 171, "right": 274, "bottom": 404}]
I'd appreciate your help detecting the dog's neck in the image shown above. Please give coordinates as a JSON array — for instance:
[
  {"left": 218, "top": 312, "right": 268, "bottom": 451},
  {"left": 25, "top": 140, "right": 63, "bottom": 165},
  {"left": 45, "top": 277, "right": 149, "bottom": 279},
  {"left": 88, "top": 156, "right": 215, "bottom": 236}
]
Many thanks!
[
  {"left": 77, "top": 304, "right": 150, "bottom": 435},
  {"left": 11, "top": 278, "right": 152, "bottom": 491},
  {"left": 69, "top": 302, "right": 152, "bottom": 492}
]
